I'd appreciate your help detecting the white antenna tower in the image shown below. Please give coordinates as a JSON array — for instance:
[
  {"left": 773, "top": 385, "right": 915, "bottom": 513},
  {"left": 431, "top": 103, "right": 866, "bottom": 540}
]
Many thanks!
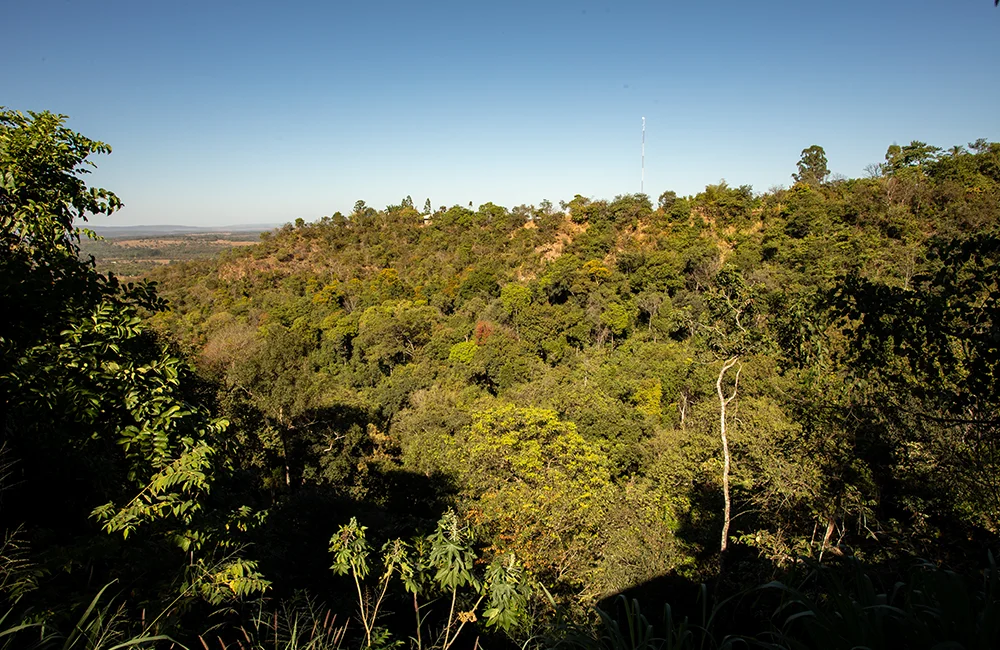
[{"left": 641, "top": 116, "right": 645, "bottom": 194}]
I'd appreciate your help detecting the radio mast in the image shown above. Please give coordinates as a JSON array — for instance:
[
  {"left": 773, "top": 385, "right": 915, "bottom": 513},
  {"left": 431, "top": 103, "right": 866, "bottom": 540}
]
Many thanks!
[{"left": 641, "top": 117, "right": 645, "bottom": 194}]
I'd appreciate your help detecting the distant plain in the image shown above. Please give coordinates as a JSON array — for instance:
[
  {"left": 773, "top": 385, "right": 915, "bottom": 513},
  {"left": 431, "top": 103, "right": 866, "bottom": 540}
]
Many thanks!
[{"left": 80, "top": 225, "right": 276, "bottom": 277}]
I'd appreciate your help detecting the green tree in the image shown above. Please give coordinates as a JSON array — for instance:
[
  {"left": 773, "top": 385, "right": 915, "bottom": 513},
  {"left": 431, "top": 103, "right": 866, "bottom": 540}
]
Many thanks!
[
  {"left": 0, "top": 109, "right": 266, "bottom": 613},
  {"left": 884, "top": 141, "right": 942, "bottom": 173},
  {"left": 599, "top": 302, "right": 635, "bottom": 343},
  {"left": 657, "top": 190, "right": 678, "bottom": 211},
  {"left": 499, "top": 283, "right": 532, "bottom": 320},
  {"left": 452, "top": 405, "right": 612, "bottom": 594},
  {"left": 356, "top": 300, "right": 437, "bottom": 371},
  {"left": 793, "top": 145, "right": 830, "bottom": 186},
  {"left": 833, "top": 230, "right": 1000, "bottom": 535}
]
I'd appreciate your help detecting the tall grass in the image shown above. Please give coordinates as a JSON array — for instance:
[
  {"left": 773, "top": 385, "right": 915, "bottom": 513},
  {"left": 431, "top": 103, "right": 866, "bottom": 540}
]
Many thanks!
[
  {"left": 544, "top": 553, "right": 999, "bottom": 650},
  {"left": 763, "top": 553, "right": 1000, "bottom": 650},
  {"left": 548, "top": 585, "right": 746, "bottom": 650},
  {"left": 1, "top": 582, "right": 174, "bottom": 649},
  {"left": 201, "top": 594, "right": 347, "bottom": 650}
]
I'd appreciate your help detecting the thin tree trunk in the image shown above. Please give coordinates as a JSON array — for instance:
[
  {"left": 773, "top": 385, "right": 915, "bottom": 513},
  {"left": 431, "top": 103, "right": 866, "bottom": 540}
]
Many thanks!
[
  {"left": 717, "top": 357, "right": 741, "bottom": 553},
  {"left": 413, "top": 593, "right": 423, "bottom": 650},
  {"left": 819, "top": 516, "right": 835, "bottom": 562},
  {"left": 278, "top": 406, "right": 292, "bottom": 488}
]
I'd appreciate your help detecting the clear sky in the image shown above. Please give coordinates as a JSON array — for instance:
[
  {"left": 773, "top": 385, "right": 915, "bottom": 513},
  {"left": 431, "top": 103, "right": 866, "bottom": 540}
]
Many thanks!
[{"left": 7, "top": 0, "right": 999, "bottom": 226}]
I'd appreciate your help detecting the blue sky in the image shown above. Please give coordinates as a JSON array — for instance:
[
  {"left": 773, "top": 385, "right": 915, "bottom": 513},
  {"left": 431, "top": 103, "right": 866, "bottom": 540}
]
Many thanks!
[{"left": 7, "top": 0, "right": 999, "bottom": 226}]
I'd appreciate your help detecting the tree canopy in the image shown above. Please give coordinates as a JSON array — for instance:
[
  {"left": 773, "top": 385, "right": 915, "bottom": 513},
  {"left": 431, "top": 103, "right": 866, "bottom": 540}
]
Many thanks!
[{"left": 3, "top": 109, "right": 1000, "bottom": 647}]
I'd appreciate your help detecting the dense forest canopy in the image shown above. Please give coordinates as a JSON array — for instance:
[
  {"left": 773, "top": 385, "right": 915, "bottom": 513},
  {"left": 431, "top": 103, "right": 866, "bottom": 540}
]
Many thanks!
[{"left": 2, "top": 110, "right": 1000, "bottom": 648}]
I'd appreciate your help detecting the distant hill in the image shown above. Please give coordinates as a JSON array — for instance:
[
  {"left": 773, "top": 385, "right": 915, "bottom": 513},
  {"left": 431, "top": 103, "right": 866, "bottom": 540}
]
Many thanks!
[{"left": 87, "top": 224, "right": 280, "bottom": 238}]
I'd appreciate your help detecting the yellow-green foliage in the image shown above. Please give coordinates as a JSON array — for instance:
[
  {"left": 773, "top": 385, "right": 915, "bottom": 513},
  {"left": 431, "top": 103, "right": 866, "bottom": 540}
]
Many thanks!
[
  {"left": 581, "top": 259, "right": 612, "bottom": 281},
  {"left": 599, "top": 302, "right": 635, "bottom": 337},
  {"left": 499, "top": 283, "right": 532, "bottom": 317},
  {"left": 632, "top": 377, "right": 663, "bottom": 419},
  {"left": 448, "top": 340, "right": 477, "bottom": 364},
  {"left": 312, "top": 281, "right": 341, "bottom": 305},
  {"left": 453, "top": 405, "right": 612, "bottom": 593}
]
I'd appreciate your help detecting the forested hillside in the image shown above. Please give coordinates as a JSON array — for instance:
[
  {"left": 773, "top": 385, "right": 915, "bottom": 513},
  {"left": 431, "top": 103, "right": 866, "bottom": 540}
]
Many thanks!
[{"left": 3, "top": 110, "right": 999, "bottom": 648}]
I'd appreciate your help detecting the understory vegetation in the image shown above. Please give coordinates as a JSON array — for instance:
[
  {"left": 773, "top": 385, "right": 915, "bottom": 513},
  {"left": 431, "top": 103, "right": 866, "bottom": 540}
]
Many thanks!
[{"left": 2, "top": 109, "right": 999, "bottom": 648}]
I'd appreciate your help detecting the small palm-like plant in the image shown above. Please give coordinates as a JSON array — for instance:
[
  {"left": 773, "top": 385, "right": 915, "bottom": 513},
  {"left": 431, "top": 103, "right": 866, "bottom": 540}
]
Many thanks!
[{"left": 329, "top": 510, "right": 532, "bottom": 650}]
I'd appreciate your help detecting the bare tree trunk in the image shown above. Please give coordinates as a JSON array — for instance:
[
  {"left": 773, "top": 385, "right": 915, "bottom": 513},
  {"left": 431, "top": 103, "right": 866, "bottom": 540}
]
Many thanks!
[
  {"left": 819, "top": 516, "right": 836, "bottom": 562},
  {"left": 278, "top": 406, "right": 292, "bottom": 488},
  {"left": 717, "top": 357, "right": 741, "bottom": 553}
]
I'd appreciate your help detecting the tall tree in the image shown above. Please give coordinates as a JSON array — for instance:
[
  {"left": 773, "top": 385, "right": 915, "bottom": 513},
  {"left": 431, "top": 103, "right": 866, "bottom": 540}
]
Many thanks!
[
  {"left": 0, "top": 110, "right": 266, "bottom": 612},
  {"left": 792, "top": 145, "right": 830, "bottom": 186}
]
